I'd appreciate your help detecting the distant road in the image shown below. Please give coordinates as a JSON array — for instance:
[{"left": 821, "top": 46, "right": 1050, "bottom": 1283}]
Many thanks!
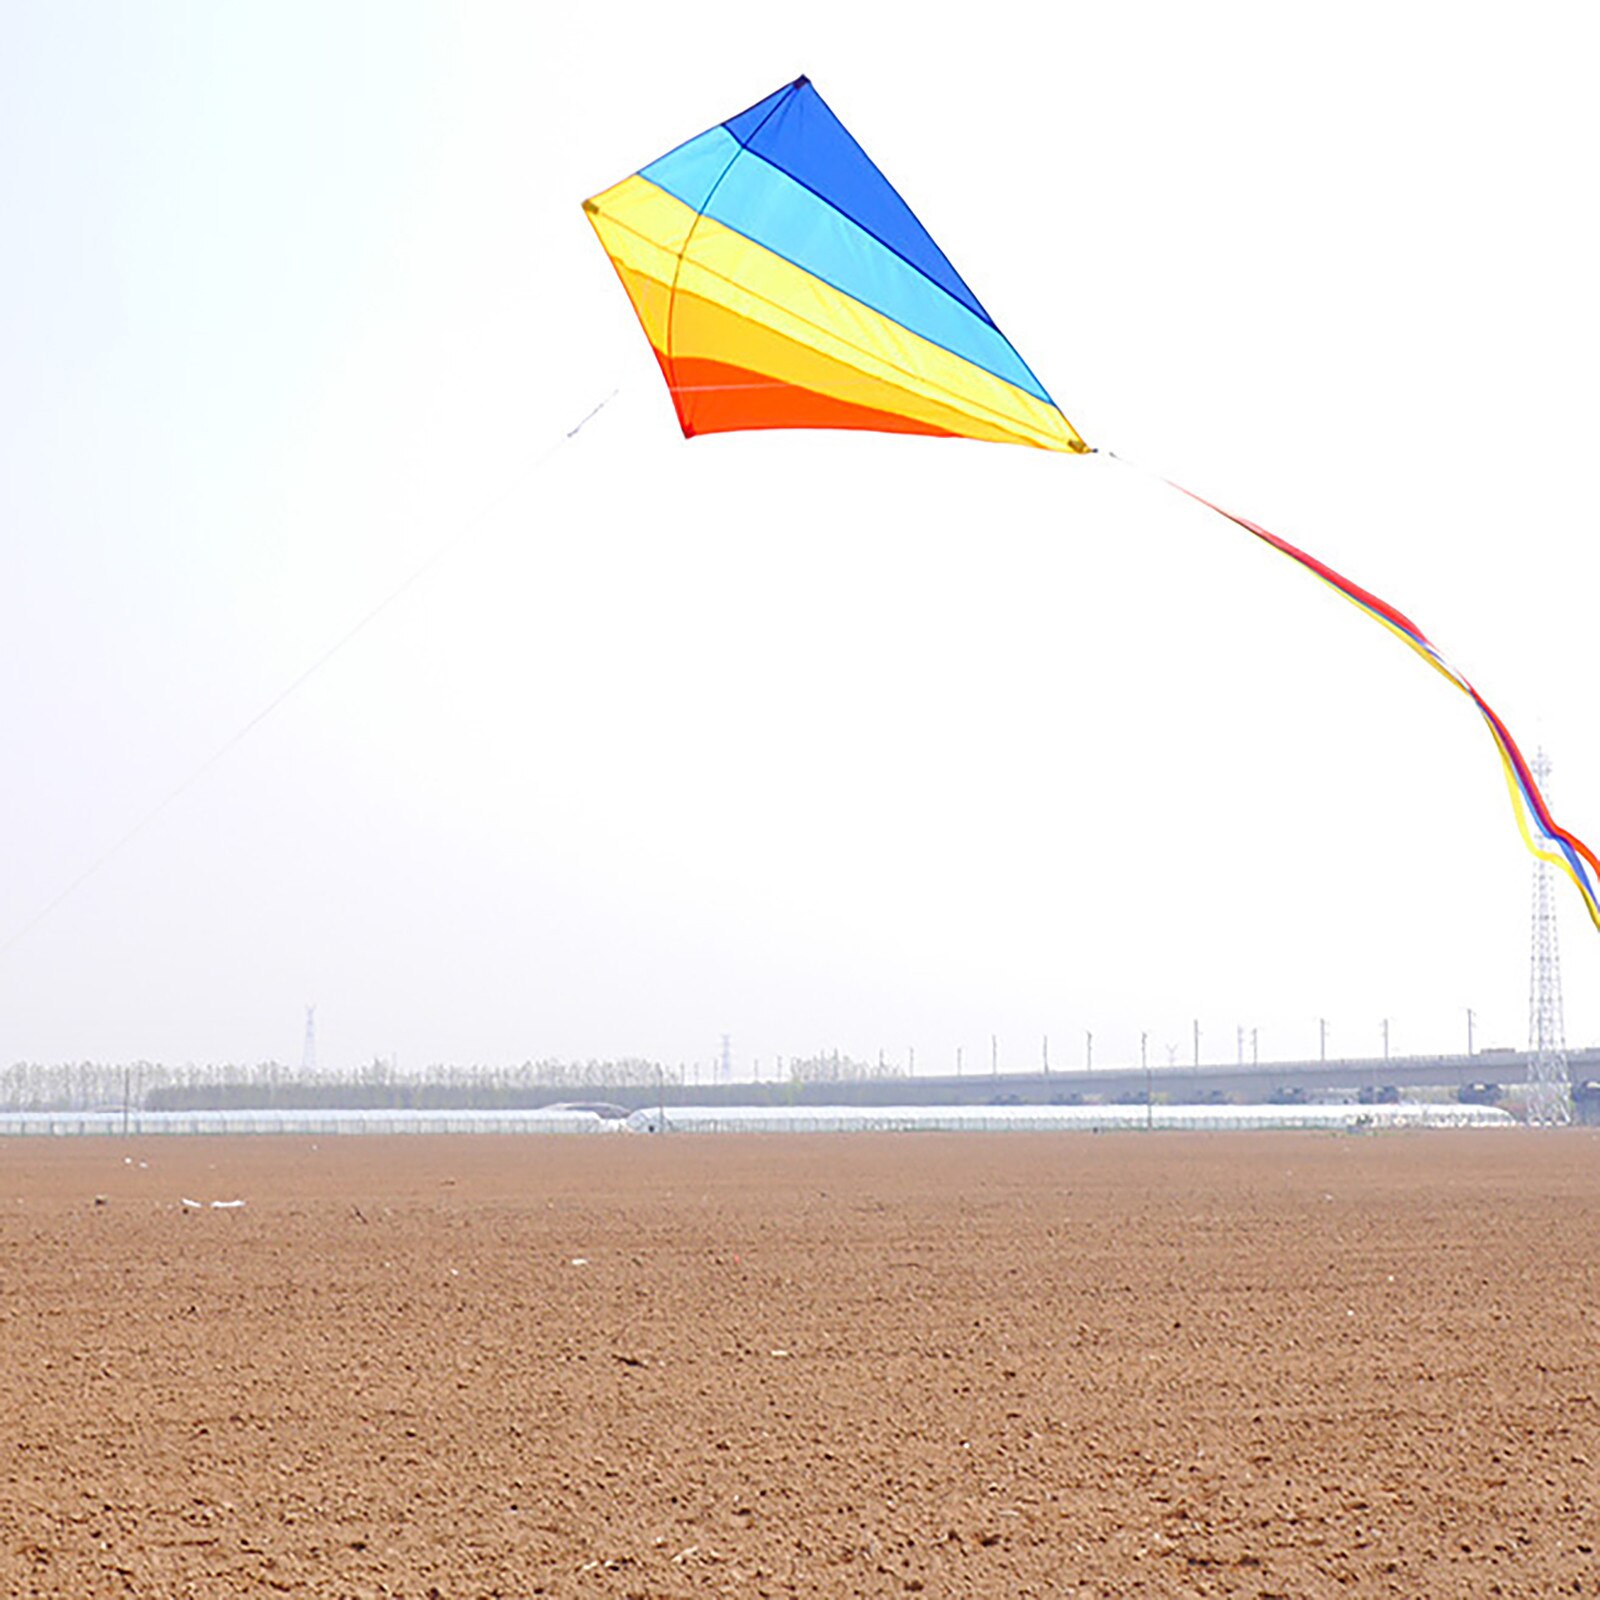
[{"left": 612, "top": 1046, "right": 1600, "bottom": 1111}]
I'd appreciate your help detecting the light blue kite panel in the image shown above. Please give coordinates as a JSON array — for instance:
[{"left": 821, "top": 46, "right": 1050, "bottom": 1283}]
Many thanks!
[{"left": 641, "top": 128, "right": 1052, "bottom": 405}]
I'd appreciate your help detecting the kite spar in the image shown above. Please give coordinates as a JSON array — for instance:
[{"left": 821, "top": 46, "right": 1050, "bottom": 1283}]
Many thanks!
[{"left": 584, "top": 75, "right": 1600, "bottom": 930}]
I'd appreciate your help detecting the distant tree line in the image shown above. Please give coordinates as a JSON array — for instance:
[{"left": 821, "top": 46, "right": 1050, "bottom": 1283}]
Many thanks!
[
  {"left": 1, "top": 1050, "right": 923, "bottom": 1112},
  {"left": 784, "top": 1051, "right": 906, "bottom": 1083},
  {"left": 0, "top": 1057, "right": 684, "bottom": 1112}
]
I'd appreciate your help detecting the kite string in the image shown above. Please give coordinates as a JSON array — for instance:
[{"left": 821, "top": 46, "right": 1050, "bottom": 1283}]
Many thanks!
[
  {"left": 1104, "top": 452, "right": 1600, "bottom": 931},
  {"left": 0, "top": 389, "right": 619, "bottom": 963}
]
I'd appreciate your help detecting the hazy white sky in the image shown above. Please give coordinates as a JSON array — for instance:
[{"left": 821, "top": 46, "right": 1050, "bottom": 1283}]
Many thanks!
[{"left": 3, "top": 1, "right": 1597, "bottom": 1073}]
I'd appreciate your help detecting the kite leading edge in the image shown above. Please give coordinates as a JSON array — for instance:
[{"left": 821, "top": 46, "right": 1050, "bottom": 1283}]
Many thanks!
[{"left": 583, "top": 76, "right": 1600, "bottom": 931}]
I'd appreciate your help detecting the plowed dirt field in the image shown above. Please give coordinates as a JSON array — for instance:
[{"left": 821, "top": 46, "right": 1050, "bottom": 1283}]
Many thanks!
[{"left": 2, "top": 1130, "right": 1597, "bottom": 1597}]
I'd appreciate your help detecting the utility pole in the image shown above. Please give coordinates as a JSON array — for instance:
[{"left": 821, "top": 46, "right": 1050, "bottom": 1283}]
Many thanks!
[
  {"left": 1236, "top": 1025, "right": 1244, "bottom": 1067},
  {"left": 1319, "top": 1017, "right": 1328, "bottom": 1063},
  {"left": 1465, "top": 1007, "right": 1475, "bottom": 1057},
  {"left": 1381, "top": 1019, "right": 1390, "bottom": 1060},
  {"left": 1251, "top": 1027, "right": 1259, "bottom": 1067},
  {"left": 1085, "top": 1030, "right": 1093, "bottom": 1072},
  {"left": 1192, "top": 1018, "right": 1200, "bottom": 1069},
  {"left": 1141, "top": 1032, "right": 1151, "bottom": 1129},
  {"left": 991, "top": 1034, "right": 998, "bottom": 1076},
  {"left": 1042, "top": 1034, "right": 1049, "bottom": 1075}
]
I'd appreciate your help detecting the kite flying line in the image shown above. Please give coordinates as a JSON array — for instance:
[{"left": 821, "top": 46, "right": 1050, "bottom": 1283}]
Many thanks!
[
  {"left": 583, "top": 74, "right": 1600, "bottom": 930},
  {"left": 0, "top": 390, "right": 618, "bottom": 962}
]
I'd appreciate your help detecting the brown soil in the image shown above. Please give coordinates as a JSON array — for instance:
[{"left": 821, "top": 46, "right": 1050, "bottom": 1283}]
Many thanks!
[{"left": 1, "top": 1131, "right": 1597, "bottom": 1597}]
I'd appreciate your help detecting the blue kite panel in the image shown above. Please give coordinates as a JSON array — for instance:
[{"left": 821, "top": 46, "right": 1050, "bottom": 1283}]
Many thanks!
[
  {"left": 725, "top": 80, "right": 996, "bottom": 330},
  {"left": 721, "top": 81, "right": 802, "bottom": 146}
]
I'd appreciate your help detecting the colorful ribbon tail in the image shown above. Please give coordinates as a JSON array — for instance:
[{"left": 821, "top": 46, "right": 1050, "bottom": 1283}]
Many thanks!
[{"left": 1170, "top": 480, "right": 1600, "bottom": 933}]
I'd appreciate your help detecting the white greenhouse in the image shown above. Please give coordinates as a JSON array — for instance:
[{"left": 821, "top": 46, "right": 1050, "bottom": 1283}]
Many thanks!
[
  {"left": 0, "top": 1102, "right": 1518, "bottom": 1138},
  {"left": 622, "top": 1102, "right": 1515, "bottom": 1135}
]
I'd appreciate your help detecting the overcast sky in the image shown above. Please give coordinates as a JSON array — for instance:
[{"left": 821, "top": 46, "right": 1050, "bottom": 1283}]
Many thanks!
[{"left": 3, "top": 1, "right": 1597, "bottom": 1075}]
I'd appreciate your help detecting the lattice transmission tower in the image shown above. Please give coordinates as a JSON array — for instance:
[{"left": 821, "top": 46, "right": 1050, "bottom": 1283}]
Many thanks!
[{"left": 1526, "top": 751, "right": 1572, "bottom": 1125}]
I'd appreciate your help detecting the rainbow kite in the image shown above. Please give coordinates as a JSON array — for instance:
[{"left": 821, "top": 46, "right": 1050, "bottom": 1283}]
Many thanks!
[{"left": 585, "top": 75, "right": 1600, "bottom": 930}]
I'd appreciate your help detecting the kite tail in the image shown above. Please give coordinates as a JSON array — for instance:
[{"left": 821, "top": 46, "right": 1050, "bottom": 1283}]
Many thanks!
[{"left": 1171, "top": 482, "right": 1600, "bottom": 932}]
